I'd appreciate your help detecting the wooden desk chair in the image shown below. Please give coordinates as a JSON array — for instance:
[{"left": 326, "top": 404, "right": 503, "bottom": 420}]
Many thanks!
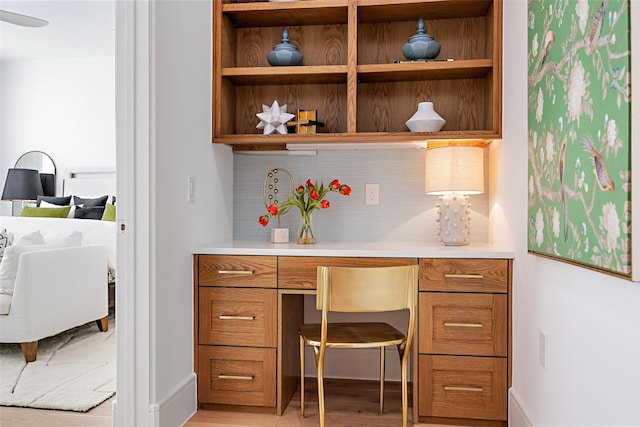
[{"left": 299, "top": 265, "right": 418, "bottom": 427}]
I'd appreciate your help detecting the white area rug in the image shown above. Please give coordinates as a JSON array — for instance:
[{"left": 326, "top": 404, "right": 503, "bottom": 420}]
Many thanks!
[{"left": 0, "top": 315, "right": 115, "bottom": 412}]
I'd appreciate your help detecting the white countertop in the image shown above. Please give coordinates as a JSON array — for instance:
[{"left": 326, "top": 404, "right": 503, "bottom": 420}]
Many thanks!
[{"left": 194, "top": 241, "right": 514, "bottom": 259}]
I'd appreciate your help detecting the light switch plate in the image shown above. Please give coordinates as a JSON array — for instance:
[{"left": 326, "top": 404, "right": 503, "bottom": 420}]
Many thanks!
[{"left": 187, "top": 176, "right": 196, "bottom": 204}]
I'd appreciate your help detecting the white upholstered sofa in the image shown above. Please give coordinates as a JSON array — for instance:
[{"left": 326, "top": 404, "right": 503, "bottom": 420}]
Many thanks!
[{"left": 0, "top": 216, "right": 112, "bottom": 362}]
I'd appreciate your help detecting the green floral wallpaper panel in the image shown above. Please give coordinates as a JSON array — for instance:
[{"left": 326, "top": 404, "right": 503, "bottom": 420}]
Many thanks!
[{"left": 527, "top": 0, "right": 631, "bottom": 277}]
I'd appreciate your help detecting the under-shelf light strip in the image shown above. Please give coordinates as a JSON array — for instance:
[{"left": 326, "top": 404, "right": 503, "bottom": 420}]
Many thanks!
[{"left": 285, "top": 142, "right": 428, "bottom": 151}]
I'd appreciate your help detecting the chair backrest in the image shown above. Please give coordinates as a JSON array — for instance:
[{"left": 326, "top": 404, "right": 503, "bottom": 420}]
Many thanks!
[
  {"left": 315, "top": 264, "right": 419, "bottom": 363},
  {"left": 316, "top": 265, "right": 418, "bottom": 314}
]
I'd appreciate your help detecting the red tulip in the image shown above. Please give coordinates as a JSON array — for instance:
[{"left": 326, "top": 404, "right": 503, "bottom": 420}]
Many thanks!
[{"left": 257, "top": 178, "right": 351, "bottom": 230}]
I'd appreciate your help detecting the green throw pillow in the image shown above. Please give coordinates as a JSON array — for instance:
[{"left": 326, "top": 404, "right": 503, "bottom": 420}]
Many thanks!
[
  {"left": 20, "top": 206, "right": 71, "bottom": 218},
  {"left": 102, "top": 203, "right": 116, "bottom": 221}
]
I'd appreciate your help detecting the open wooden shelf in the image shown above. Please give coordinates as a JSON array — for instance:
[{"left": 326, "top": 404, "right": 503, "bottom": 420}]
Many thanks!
[
  {"left": 222, "top": 66, "right": 348, "bottom": 85},
  {"left": 222, "top": 0, "right": 349, "bottom": 27},
  {"left": 357, "top": 59, "right": 493, "bottom": 82},
  {"left": 212, "top": 0, "right": 502, "bottom": 150}
]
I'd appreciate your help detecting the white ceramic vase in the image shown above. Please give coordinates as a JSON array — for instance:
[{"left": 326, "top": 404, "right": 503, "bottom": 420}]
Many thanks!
[{"left": 405, "top": 101, "right": 446, "bottom": 132}]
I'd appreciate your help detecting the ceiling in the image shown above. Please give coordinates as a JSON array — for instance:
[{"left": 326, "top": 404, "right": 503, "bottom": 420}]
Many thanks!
[{"left": 0, "top": 0, "right": 115, "bottom": 60}]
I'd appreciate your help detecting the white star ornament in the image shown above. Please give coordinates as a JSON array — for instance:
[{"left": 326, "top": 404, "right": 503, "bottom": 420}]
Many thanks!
[{"left": 256, "top": 100, "right": 295, "bottom": 134}]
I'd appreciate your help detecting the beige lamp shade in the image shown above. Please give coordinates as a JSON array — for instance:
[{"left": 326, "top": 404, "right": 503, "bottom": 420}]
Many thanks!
[{"left": 424, "top": 146, "right": 484, "bottom": 195}]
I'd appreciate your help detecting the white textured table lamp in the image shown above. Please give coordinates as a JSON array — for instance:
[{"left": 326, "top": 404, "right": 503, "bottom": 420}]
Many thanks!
[{"left": 424, "top": 146, "right": 484, "bottom": 246}]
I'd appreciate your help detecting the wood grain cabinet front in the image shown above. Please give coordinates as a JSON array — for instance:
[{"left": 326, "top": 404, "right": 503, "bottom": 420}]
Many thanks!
[
  {"left": 419, "top": 292, "right": 507, "bottom": 357},
  {"left": 418, "top": 355, "right": 507, "bottom": 421},
  {"left": 195, "top": 255, "right": 278, "bottom": 410},
  {"left": 198, "top": 345, "right": 276, "bottom": 407},
  {"left": 194, "top": 253, "right": 512, "bottom": 421},
  {"left": 198, "top": 255, "right": 277, "bottom": 288},
  {"left": 199, "top": 287, "right": 277, "bottom": 347},
  {"left": 278, "top": 256, "right": 417, "bottom": 289},
  {"left": 417, "top": 257, "right": 511, "bottom": 425}
]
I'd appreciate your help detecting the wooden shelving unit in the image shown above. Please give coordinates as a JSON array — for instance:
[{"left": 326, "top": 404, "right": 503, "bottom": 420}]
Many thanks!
[{"left": 212, "top": 0, "right": 502, "bottom": 149}]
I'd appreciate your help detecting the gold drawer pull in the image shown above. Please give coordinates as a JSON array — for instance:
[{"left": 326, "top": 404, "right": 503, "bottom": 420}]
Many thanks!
[
  {"left": 218, "top": 270, "right": 255, "bottom": 275},
  {"left": 443, "top": 322, "right": 483, "bottom": 328},
  {"left": 443, "top": 386, "right": 483, "bottom": 392},
  {"left": 443, "top": 273, "right": 484, "bottom": 279},
  {"left": 219, "top": 315, "right": 255, "bottom": 321},
  {"left": 218, "top": 374, "right": 254, "bottom": 381}
]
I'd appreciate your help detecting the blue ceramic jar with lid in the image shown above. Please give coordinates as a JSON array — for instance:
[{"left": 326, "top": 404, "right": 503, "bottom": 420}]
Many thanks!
[
  {"left": 402, "top": 18, "right": 440, "bottom": 60},
  {"left": 267, "top": 28, "right": 303, "bottom": 66}
]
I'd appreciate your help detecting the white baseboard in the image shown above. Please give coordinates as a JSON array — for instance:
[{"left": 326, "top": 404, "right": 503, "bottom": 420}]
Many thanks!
[
  {"left": 149, "top": 372, "right": 197, "bottom": 427},
  {"left": 509, "top": 387, "right": 533, "bottom": 427},
  {"left": 112, "top": 399, "right": 118, "bottom": 422}
]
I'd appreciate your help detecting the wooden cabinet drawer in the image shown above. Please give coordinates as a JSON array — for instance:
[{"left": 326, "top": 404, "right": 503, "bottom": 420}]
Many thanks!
[
  {"left": 199, "top": 287, "right": 277, "bottom": 347},
  {"left": 420, "top": 258, "right": 508, "bottom": 292},
  {"left": 278, "top": 256, "right": 417, "bottom": 289},
  {"left": 198, "top": 346, "right": 276, "bottom": 407},
  {"left": 419, "top": 292, "right": 507, "bottom": 356},
  {"left": 418, "top": 355, "right": 507, "bottom": 421},
  {"left": 198, "top": 255, "right": 276, "bottom": 288}
]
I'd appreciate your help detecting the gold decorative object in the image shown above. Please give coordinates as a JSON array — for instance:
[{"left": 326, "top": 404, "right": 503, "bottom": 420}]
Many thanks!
[
  {"left": 287, "top": 109, "right": 325, "bottom": 134},
  {"left": 299, "top": 265, "right": 418, "bottom": 427},
  {"left": 263, "top": 168, "right": 294, "bottom": 243}
]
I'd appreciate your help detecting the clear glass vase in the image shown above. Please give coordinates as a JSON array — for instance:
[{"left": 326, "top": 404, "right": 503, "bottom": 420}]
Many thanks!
[{"left": 297, "top": 210, "right": 316, "bottom": 244}]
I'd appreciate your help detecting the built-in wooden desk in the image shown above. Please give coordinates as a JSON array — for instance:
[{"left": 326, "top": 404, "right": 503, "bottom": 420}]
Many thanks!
[{"left": 193, "top": 242, "right": 513, "bottom": 426}]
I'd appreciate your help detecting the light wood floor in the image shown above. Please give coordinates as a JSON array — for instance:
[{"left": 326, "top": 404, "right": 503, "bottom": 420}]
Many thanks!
[
  {"left": 0, "top": 380, "right": 471, "bottom": 427},
  {"left": 188, "top": 378, "right": 407, "bottom": 427},
  {"left": 186, "top": 379, "right": 466, "bottom": 427}
]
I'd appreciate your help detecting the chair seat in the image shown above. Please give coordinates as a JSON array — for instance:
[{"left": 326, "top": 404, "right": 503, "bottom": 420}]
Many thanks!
[{"left": 300, "top": 322, "right": 405, "bottom": 348}]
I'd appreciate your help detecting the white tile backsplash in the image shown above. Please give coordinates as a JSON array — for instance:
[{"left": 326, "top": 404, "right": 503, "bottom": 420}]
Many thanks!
[{"left": 233, "top": 148, "right": 489, "bottom": 243}]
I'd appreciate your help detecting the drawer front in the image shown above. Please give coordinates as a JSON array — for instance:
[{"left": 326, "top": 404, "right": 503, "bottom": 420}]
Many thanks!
[
  {"left": 198, "top": 255, "right": 277, "bottom": 288},
  {"left": 420, "top": 258, "right": 508, "bottom": 292},
  {"left": 278, "top": 256, "right": 417, "bottom": 289},
  {"left": 199, "top": 287, "right": 277, "bottom": 347},
  {"left": 419, "top": 355, "right": 507, "bottom": 421},
  {"left": 419, "top": 292, "right": 507, "bottom": 356},
  {"left": 198, "top": 346, "right": 276, "bottom": 407}
]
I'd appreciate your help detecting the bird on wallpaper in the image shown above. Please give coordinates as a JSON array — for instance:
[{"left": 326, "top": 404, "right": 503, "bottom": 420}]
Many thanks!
[
  {"left": 559, "top": 140, "right": 568, "bottom": 242},
  {"left": 581, "top": 134, "right": 615, "bottom": 192},
  {"left": 587, "top": 0, "right": 607, "bottom": 54},
  {"left": 539, "top": 30, "right": 555, "bottom": 66}
]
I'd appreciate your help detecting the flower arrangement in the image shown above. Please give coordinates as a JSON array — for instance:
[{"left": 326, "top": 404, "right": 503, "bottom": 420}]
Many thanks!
[{"left": 259, "top": 178, "right": 351, "bottom": 244}]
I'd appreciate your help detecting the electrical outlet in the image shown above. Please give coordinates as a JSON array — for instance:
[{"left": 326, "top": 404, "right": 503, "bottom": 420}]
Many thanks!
[
  {"left": 365, "top": 184, "right": 379, "bottom": 205},
  {"left": 539, "top": 331, "right": 547, "bottom": 369}
]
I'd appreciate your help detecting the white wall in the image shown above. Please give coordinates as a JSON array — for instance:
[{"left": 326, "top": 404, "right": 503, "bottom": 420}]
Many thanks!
[
  {"left": 148, "top": 0, "right": 233, "bottom": 425},
  {"left": 0, "top": 56, "right": 116, "bottom": 215},
  {"left": 500, "top": 1, "right": 640, "bottom": 426}
]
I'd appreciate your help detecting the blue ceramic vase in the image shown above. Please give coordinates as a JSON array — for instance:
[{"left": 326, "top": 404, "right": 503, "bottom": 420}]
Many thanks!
[
  {"left": 402, "top": 18, "right": 440, "bottom": 60},
  {"left": 267, "top": 28, "right": 303, "bottom": 66}
]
